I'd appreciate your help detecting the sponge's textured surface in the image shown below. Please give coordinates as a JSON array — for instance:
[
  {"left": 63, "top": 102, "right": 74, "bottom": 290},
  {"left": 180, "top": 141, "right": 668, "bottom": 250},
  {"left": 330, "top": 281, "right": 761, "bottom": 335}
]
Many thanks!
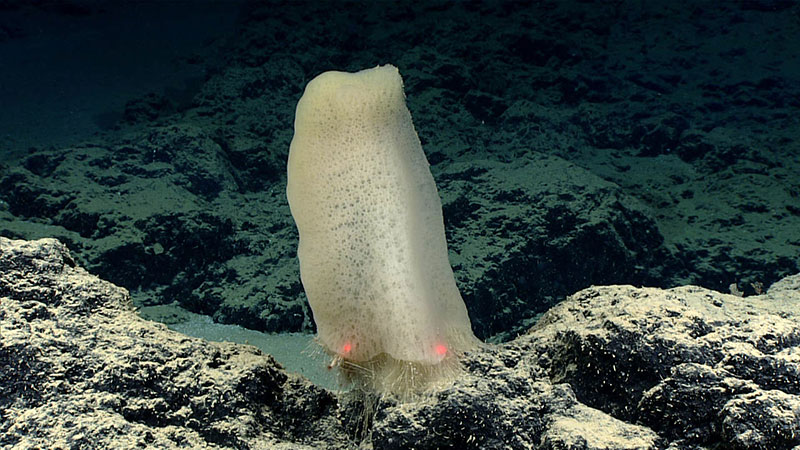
[{"left": 287, "top": 65, "right": 477, "bottom": 376}]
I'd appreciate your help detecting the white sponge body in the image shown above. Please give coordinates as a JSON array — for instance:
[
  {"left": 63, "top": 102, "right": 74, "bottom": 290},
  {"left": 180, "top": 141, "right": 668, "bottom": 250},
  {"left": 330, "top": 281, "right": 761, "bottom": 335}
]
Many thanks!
[{"left": 287, "top": 65, "right": 475, "bottom": 365}]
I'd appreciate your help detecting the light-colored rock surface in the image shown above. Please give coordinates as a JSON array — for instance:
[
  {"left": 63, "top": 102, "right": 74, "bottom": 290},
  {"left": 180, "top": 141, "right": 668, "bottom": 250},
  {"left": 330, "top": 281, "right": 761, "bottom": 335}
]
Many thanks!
[
  {"left": 3, "top": 237, "right": 799, "bottom": 449},
  {"left": 0, "top": 237, "right": 351, "bottom": 449}
]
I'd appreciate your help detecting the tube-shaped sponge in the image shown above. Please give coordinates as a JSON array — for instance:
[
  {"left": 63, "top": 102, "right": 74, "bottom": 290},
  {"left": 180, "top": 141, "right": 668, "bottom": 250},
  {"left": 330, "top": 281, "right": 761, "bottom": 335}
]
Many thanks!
[{"left": 287, "top": 65, "right": 477, "bottom": 396}]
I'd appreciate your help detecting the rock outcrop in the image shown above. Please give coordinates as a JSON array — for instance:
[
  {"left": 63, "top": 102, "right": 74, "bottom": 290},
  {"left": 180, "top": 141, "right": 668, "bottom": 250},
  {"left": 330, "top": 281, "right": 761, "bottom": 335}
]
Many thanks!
[
  {"left": 2, "top": 237, "right": 799, "bottom": 449},
  {"left": 0, "top": 237, "right": 351, "bottom": 449}
]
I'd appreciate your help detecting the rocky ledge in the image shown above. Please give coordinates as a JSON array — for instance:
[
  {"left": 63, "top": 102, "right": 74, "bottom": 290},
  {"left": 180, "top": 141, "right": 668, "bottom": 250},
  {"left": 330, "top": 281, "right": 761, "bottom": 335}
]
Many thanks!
[{"left": 1, "top": 237, "right": 799, "bottom": 449}]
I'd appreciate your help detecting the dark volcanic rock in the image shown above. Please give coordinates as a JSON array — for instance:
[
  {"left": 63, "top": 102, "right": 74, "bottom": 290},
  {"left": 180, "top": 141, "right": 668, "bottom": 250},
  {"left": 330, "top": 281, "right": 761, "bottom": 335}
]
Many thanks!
[
  {"left": 0, "top": 135, "right": 674, "bottom": 340},
  {"left": 0, "top": 126, "right": 306, "bottom": 335},
  {"left": 438, "top": 156, "right": 675, "bottom": 339},
  {"left": 2, "top": 0, "right": 798, "bottom": 340},
  {"left": 3, "top": 237, "right": 799, "bottom": 449}
]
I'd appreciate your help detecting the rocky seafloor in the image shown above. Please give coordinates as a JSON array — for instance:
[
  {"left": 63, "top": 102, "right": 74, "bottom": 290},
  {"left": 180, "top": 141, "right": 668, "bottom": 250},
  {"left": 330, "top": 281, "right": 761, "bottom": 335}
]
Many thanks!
[
  {"left": 2, "top": 1, "right": 800, "bottom": 447},
  {"left": 3, "top": 237, "right": 799, "bottom": 449}
]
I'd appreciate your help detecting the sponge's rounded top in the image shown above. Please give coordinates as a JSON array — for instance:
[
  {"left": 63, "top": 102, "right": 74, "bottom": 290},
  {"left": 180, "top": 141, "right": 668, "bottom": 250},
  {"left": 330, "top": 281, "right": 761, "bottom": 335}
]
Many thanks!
[
  {"left": 299, "top": 64, "right": 405, "bottom": 117},
  {"left": 292, "top": 65, "right": 407, "bottom": 152}
]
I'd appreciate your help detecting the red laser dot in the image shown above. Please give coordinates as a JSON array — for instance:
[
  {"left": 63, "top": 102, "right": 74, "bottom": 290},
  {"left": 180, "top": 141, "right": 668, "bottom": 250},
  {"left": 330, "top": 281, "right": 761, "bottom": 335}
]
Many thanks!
[
  {"left": 342, "top": 342, "right": 352, "bottom": 355},
  {"left": 435, "top": 344, "right": 448, "bottom": 356}
]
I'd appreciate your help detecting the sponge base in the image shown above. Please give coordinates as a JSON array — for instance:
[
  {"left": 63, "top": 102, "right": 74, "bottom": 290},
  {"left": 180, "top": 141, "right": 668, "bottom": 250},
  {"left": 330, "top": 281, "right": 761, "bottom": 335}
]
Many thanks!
[{"left": 334, "top": 350, "right": 467, "bottom": 402}]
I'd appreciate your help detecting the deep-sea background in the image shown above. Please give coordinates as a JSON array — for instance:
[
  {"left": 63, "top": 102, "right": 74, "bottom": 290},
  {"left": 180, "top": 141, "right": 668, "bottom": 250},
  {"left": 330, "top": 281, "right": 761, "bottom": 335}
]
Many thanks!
[{"left": 0, "top": 0, "right": 798, "bottom": 382}]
